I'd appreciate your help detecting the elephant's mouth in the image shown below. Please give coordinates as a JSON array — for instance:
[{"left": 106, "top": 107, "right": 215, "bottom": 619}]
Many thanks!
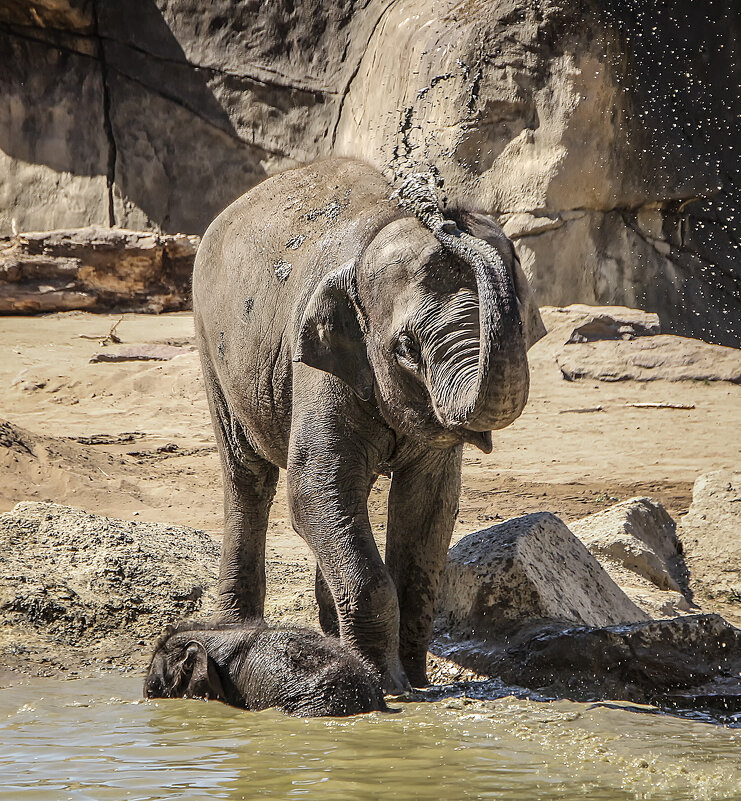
[{"left": 458, "top": 428, "right": 493, "bottom": 454}]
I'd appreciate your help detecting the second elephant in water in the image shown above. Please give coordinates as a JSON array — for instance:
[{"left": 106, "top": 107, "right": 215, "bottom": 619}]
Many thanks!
[
  {"left": 144, "top": 622, "right": 388, "bottom": 717},
  {"left": 193, "top": 159, "right": 545, "bottom": 695}
]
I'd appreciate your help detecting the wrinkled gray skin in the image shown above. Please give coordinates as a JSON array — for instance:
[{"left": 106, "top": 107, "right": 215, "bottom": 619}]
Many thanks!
[
  {"left": 144, "top": 622, "right": 387, "bottom": 717},
  {"left": 192, "top": 159, "right": 544, "bottom": 695}
]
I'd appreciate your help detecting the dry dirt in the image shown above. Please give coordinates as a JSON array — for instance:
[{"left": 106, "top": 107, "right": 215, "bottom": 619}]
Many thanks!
[{"left": 1, "top": 309, "right": 740, "bottom": 655}]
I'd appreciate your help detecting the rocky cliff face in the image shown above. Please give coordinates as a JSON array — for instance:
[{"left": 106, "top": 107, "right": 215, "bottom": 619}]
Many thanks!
[{"left": 1, "top": 1, "right": 738, "bottom": 344}]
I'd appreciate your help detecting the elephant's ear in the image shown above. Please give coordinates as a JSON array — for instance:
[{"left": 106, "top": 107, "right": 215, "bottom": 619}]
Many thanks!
[
  {"left": 177, "top": 641, "right": 226, "bottom": 702},
  {"left": 294, "top": 263, "right": 374, "bottom": 401},
  {"left": 511, "top": 255, "right": 547, "bottom": 350}
]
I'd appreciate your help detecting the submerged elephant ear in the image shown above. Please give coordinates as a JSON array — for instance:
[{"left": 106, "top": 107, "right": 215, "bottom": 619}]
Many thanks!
[
  {"left": 176, "top": 641, "right": 226, "bottom": 702},
  {"left": 294, "top": 262, "right": 373, "bottom": 401}
]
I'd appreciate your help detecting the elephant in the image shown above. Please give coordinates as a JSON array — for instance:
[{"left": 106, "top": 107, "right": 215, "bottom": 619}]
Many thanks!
[
  {"left": 192, "top": 158, "right": 544, "bottom": 695},
  {"left": 144, "top": 621, "right": 388, "bottom": 716}
]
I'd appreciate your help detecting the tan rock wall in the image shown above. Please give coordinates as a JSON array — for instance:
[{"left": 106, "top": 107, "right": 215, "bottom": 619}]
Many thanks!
[{"left": 0, "top": 1, "right": 738, "bottom": 344}]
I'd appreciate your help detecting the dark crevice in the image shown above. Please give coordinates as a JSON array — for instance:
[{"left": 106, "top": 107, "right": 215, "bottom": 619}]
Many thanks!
[
  {"left": 98, "top": 33, "right": 336, "bottom": 98},
  {"left": 2, "top": 21, "right": 290, "bottom": 162},
  {"left": 0, "top": 23, "right": 98, "bottom": 61},
  {"left": 91, "top": 0, "right": 116, "bottom": 227}
]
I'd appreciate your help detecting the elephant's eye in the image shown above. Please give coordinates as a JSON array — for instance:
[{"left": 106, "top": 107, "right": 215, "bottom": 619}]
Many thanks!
[{"left": 394, "top": 332, "right": 421, "bottom": 367}]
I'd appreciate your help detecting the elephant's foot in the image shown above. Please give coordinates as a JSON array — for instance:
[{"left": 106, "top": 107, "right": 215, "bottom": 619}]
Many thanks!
[
  {"left": 401, "top": 650, "right": 430, "bottom": 690},
  {"left": 381, "top": 658, "right": 412, "bottom": 697}
]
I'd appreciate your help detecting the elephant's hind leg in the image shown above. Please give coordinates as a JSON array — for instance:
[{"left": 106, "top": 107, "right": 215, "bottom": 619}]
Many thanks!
[
  {"left": 203, "top": 362, "right": 279, "bottom": 622},
  {"left": 315, "top": 565, "right": 340, "bottom": 636}
]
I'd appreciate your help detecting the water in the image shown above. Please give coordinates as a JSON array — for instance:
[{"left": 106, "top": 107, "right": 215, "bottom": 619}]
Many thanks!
[{"left": 1, "top": 675, "right": 740, "bottom": 801}]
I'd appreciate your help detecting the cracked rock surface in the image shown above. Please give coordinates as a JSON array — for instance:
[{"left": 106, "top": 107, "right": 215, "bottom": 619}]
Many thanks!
[{"left": 0, "top": 1, "right": 738, "bottom": 344}]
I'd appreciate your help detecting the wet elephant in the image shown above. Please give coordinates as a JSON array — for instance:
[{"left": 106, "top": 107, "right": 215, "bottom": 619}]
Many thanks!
[
  {"left": 192, "top": 159, "right": 544, "bottom": 694},
  {"left": 144, "top": 622, "right": 387, "bottom": 717}
]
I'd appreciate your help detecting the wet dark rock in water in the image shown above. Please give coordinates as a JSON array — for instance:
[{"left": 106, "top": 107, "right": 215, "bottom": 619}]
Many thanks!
[
  {"left": 435, "top": 508, "right": 741, "bottom": 713},
  {"left": 433, "top": 614, "right": 741, "bottom": 712},
  {"left": 509, "top": 615, "right": 741, "bottom": 706}
]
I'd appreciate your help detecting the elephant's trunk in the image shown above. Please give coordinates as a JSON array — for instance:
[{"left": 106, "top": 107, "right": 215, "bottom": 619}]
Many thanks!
[{"left": 396, "top": 175, "right": 530, "bottom": 440}]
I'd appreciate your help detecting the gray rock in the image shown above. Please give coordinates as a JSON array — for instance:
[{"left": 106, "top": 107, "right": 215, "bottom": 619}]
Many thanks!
[
  {"left": 484, "top": 615, "right": 741, "bottom": 707},
  {"left": 557, "top": 335, "right": 741, "bottom": 383},
  {"left": 434, "top": 509, "right": 741, "bottom": 711},
  {"left": 569, "top": 498, "right": 694, "bottom": 619},
  {"left": 679, "top": 471, "right": 741, "bottom": 602},
  {"left": 436, "top": 512, "right": 647, "bottom": 640},
  {"left": 539, "top": 304, "right": 661, "bottom": 345}
]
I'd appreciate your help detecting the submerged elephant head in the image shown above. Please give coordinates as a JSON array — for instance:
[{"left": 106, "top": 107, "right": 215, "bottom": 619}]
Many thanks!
[
  {"left": 144, "top": 622, "right": 388, "bottom": 717},
  {"left": 294, "top": 176, "right": 543, "bottom": 452}
]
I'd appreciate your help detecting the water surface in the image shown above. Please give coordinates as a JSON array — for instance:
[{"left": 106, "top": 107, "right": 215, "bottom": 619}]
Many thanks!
[{"left": 1, "top": 675, "right": 740, "bottom": 800}]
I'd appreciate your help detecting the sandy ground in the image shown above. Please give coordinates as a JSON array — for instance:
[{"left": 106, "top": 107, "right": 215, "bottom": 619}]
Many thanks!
[{"left": 1, "top": 310, "right": 740, "bottom": 632}]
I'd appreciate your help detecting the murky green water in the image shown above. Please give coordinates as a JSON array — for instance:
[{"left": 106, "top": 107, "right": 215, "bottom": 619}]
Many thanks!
[{"left": 1, "top": 675, "right": 740, "bottom": 801}]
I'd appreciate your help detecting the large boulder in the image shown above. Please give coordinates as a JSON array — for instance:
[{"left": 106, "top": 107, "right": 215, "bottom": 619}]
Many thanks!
[
  {"left": 436, "top": 512, "right": 647, "bottom": 640},
  {"left": 0, "top": 227, "right": 198, "bottom": 313},
  {"left": 0, "top": 2, "right": 738, "bottom": 345},
  {"left": 557, "top": 335, "right": 741, "bottom": 384},
  {"left": 679, "top": 471, "right": 741, "bottom": 602},
  {"left": 569, "top": 498, "right": 693, "bottom": 619},
  {"left": 434, "top": 510, "right": 741, "bottom": 710},
  {"left": 0, "top": 502, "right": 219, "bottom": 671},
  {"left": 539, "top": 304, "right": 661, "bottom": 345}
]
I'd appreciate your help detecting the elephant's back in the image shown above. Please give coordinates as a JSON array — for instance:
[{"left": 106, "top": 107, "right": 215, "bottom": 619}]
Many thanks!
[
  {"left": 193, "top": 158, "right": 395, "bottom": 335},
  {"left": 192, "top": 159, "right": 398, "bottom": 465}
]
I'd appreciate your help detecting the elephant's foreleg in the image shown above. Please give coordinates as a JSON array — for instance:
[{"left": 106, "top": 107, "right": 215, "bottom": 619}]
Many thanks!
[
  {"left": 385, "top": 445, "right": 462, "bottom": 687},
  {"left": 287, "top": 418, "right": 408, "bottom": 695},
  {"left": 203, "top": 362, "right": 279, "bottom": 622}
]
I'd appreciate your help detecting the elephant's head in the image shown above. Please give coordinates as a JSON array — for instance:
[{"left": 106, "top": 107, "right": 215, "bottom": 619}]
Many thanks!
[
  {"left": 144, "top": 628, "right": 226, "bottom": 702},
  {"left": 294, "top": 176, "right": 543, "bottom": 452}
]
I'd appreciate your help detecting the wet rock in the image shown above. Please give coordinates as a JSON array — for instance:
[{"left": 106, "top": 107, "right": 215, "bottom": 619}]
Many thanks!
[
  {"left": 434, "top": 510, "right": 741, "bottom": 710},
  {"left": 500, "top": 615, "right": 741, "bottom": 707},
  {"left": 0, "top": 227, "right": 199, "bottom": 313},
  {"left": 0, "top": 502, "right": 218, "bottom": 667},
  {"left": 570, "top": 498, "right": 694, "bottom": 619},
  {"left": 679, "top": 471, "right": 741, "bottom": 602},
  {"left": 436, "top": 512, "right": 647, "bottom": 640},
  {"left": 557, "top": 335, "right": 741, "bottom": 383}
]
